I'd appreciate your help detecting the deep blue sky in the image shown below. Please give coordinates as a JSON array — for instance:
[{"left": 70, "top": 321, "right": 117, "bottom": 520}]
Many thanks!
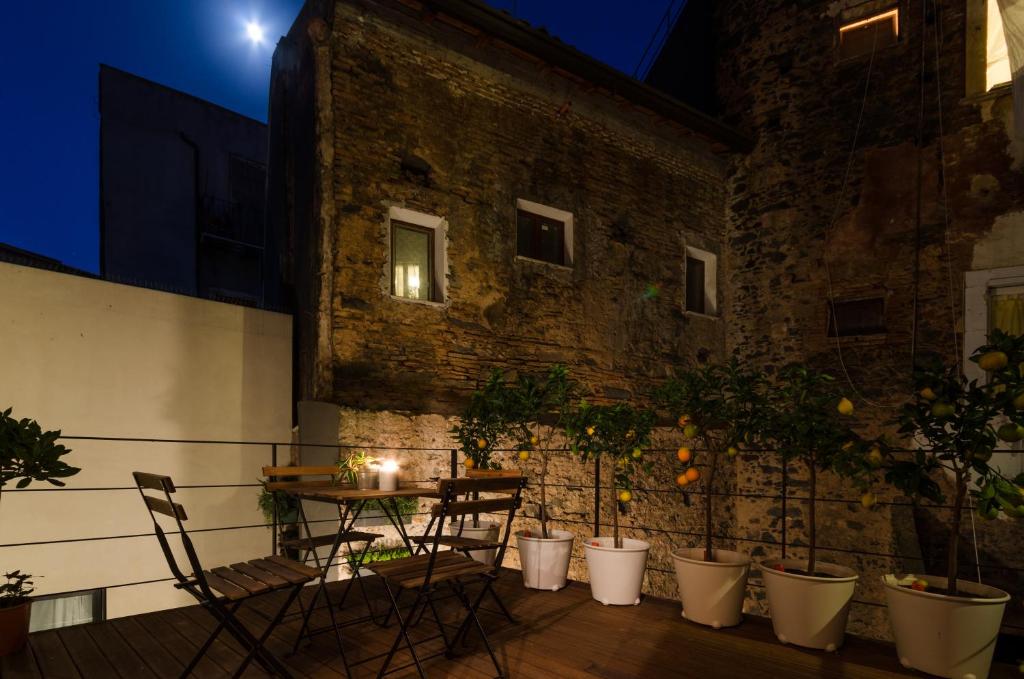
[{"left": 0, "top": 1, "right": 678, "bottom": 272}]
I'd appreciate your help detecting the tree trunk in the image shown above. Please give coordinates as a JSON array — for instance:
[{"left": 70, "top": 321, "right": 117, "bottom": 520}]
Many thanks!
[
  {"left": 807, "top": 459, "right": 817, "bottom": 576},
  {"left": 611, "top": 459, "right": 621, "bottom": 548},
  {"left": 540, "top": 451, "right": 550, "bottom": 539},
  {"left": 704, "top": 446, "right": 719, "bottom": 562},
  {"left": 946, "top": 469, "right": 968, "bottom": 596}
]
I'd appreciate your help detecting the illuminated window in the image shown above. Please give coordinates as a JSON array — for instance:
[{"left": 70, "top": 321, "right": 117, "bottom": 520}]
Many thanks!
[
  {"left": 388, "top": 207, "right": 446, "bottom": 304},
  {"left": 685, "top": 246, "right": 717, "bottom": 316},
  {"left": 515, "top": 198, "right": 574, "bottom": 267},
  {"left": 838, "top": 8, "right": 899, "bottom": 60},
  {"left": 987, "top": 0, "right": 1012, "bottom": 90}
]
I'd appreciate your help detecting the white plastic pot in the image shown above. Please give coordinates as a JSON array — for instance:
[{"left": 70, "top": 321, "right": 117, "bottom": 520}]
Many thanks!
[
  {"left": 517, "top": 529, "right": 574, "bottom": 591},
  {"left": 883, "top": 574, "right": 1009, "bottom": 679},
  {"left": 449, "top": 522, "right": 499, "bottom": 566},
  {"left": 583, "top": 537, "right": 650, "bottom": 606},
  {"left": 672, "top": 548, "right": 750, "bottom": 628},
  {"left": 760, "top": 558, "right": 858, "bottom": 651}
]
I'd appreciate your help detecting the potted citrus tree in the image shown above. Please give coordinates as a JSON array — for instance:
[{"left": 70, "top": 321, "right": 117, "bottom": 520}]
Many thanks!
[
  {"left": 0, "top": 407, "right": 80, "bottom": 656},
  {"left": 656, "top": 359, "right": 766, "bottom": 628},
  {"left": 451, "top": 370, "right": 517, "bottom": 472},
  {"left": 507, "top": 365, "right": 579, "bottom": 591},
  {"left": 569, "top": 400, "right": 655, "bottom": 606},
  {"left": 757, "top": 365, "right": 871, "bottom": 651},
  {"left": 882, "top": 332, "right": 1024, "bottom": 679}
]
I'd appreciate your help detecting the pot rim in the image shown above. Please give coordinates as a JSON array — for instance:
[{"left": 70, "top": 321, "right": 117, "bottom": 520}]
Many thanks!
[
  {"left": 0, "top": 597, "right": 31, "bottom": 611},
  {"left": 516, "top": 529, "right": 575, "bottom": 543},
  {"left": 583, "top": 537, "right": 650, "bottom": 553},
  {"left": 672, "top": 547, "right": 751, "bottom": 568},
  {"left": 760, "top": 558, "right": 858, "bottom": 583},
  {"left": 882, "top": 574, "right": 1010, "bottom": 604}
]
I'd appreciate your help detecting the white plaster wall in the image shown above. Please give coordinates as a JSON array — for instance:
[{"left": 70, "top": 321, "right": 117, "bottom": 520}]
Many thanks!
[{"left": 0, "top": 262, "right": 292, "bottom": 618}]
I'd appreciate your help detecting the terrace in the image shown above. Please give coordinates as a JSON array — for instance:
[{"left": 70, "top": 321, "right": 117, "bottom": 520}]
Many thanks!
[{"left": 2, "top": 435, "right": 1022, "bottom": 679}]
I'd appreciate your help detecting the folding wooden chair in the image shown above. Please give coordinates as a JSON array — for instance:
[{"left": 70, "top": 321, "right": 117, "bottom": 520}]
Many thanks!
[
  {"left": 261, "top": 466, "right": 382, "bottom": 669},
  {"left": 368, "top": 475, "right": 526, "bottom": 679},
  {"left": 133, "top": 472, "right": 319, "bottom": 678}
]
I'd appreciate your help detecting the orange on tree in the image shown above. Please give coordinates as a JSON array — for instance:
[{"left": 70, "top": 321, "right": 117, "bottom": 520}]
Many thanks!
[
  {"left": 684, "top": 467, "right": 701, "bottom": 483},
  {"left": 464, "top": 458, "right": 476, "bottom": 469},
  {"left": 676, "top": 446, "right": 692, "bottom": 463},
  {"left": 518, "top": 450, "right": 530, "bottom": 461},
  {"left": 837, "top": 397, "right": 854, "bottom": 416},
  {"left": 618, "top": 490, "right": 632, "bottom": 503},
  {"left": 475, "top": 438, "right": 488, "bottom": 449},
  {"left": 675, "top": 472, "right": 690, "bottom": 487},
  {"left": 979, "top": 351, "right": 1009, "bottom": 371}
]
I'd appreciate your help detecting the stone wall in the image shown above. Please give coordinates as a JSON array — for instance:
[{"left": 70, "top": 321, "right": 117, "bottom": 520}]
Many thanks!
[
  {"left": 712, "top": 0, "right": 1024, "bottom": 637},
  {"left": 277, "top": 0, "right": 730, "bottom": 414}
]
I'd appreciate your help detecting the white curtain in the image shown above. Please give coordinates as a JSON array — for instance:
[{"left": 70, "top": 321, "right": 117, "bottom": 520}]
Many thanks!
[
  {"left": 28, "top": 593, "right": 97, "bottom": 632},
  {"left": 998, "top": 0, "right": 1024, "bottom": 135}
]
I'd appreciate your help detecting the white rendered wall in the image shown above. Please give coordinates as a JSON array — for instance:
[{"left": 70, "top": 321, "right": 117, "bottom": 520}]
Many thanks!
[{"left": 0, "top": 262, "right": 292, "bottom": 618}]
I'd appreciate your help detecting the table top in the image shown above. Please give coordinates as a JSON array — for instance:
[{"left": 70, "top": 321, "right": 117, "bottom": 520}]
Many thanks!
[{"left": 290, "top": 484, "right": 440, "bottom": 503}]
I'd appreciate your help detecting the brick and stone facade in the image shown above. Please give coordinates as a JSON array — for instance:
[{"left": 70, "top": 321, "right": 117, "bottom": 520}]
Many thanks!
[{"left": 271, "top": 0, "right": 1024, "bottom": 638}]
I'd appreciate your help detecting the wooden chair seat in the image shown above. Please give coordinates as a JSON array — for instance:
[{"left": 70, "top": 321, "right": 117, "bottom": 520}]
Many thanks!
[
  {"left": 410, "top": 534, "right": 501, "bottom": 552},
  {"left": 367, "top": 551, "right": 491, "bottom": 589},
  {"left": 187, "top": 555, "right": 319, "bottom": 601},
  {"left": 281, "top": 530, "right": 381, "bottom": 551}
]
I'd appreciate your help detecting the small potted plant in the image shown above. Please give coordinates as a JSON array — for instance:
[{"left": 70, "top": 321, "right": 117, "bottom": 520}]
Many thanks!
[
  {"left": 569, "top": 400, "right": 655, "bottom": 606},
  {"left": 257, "top": 481, "right": 300, "bottom": 526},
  {"left": 0, "top": 407, "right": 80, "bottom": 657},
  {"left": 757, "top": 365, "right": 870, "bottom": 651},
  {"left": 882, "top": 333, "right": 1024, "bottom": 679},
  {"left": 508, "top": 365, "right": 579, "bottom": 591},
  {"left": 657, "top": 359, "right": 766, "bottom": 628},
  {"left": 338, "top": 450, "right": 378, "bottom": 489}
]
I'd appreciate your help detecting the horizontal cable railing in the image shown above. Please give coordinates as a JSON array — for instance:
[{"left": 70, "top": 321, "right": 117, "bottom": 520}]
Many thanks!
[{"left": 2, "top": 435, "right": 1022, "bottom": 634}]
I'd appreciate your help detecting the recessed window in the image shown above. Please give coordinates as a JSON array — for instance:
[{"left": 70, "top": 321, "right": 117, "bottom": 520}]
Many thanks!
[
  {"left": 838, "top": 8, "right": 899, "bottom": 60},
  {"left": 987, "top": 0, "right": 1011, "bottom": 90},
  {"left": 685, "top": 246, "right": 717, "bottom": 316},
  {"left": 388, "top": 207, "right": 446, "bottom": 304},
  {"left": 515, "top": 199, "right": 573, "bottom": 267},
  {"left": 29, "top": 589, "right": 105, "bottom": 632},
  {"left": 827, "top": 297, "right": 886, "bottom": 336}
]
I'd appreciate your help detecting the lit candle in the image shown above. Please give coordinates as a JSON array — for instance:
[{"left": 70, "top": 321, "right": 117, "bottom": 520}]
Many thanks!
[{"left": 378, "top": 459, "right": 399, "bottom": 492}]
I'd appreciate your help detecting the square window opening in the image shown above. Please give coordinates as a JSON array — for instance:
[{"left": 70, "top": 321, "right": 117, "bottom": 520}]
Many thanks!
[
  {"left": 838, "top": 8, "right": 899, "bottom": 60},
  {"left": 514, "top": 199, "right": 573, "bottom": 267},
  {"left": 827, "top": 297, "right": 886, "bottom": 337},
  {"left": 391, "top": 221, "right": 437, "bottom": 302},
  {"left": 685, "top": 247, "right": 717, "bottom": 316}
]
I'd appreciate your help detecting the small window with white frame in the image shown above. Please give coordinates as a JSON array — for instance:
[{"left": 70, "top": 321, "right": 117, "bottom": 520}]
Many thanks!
[
  {"left": 515, "top": 198, "right": 573, "bottom": 267},
  {"left": 685, "top": 246, "right": 717, "bottom": 317},
  {"left": 29, "top": 588, "right": 105, "bottom": 632},
  {"left": 388, "top": 206, "right": 446, "bottom": 304}
]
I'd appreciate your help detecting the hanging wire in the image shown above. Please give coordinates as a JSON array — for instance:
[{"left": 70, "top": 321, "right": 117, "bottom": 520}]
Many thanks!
[
  {"left": 632, "top": 0, "right": 684, "bottom": 79},
  {"left": 821, "top": 12, "right": 899, "bottom": 409}
]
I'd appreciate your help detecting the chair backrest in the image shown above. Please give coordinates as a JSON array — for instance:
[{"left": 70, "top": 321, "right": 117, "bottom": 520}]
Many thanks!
[
  {"left": 261, "top": 465, "right": 340, "bottom": 491},
  {"left": 415, "top": 475, "right": 525, "bottom": 585},
  {"left": 132, "top": 471, "right": 205, "bottom": 590}
]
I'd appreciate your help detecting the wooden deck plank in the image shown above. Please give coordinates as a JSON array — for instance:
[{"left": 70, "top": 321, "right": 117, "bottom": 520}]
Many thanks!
[
  {"left": 153, "top": 607, "right": 268, "bottom": 678},
  {"left": 107, "top": 615, "right": 183, "bottom": 679},
  {"left": 53, "top": 626, "right": 117, "bottom": 679},
  {"left": 17, "top": 572, "right": 1023, "bottom": 679},
  {"left": 81, "top": 621, "right": 149, "bottom": 678},
  {"left": 27, "top": 631, "right": 80, "bottom": 679},
  {"left": 133, "top": 610, "right": 228, "bottom": 678}
]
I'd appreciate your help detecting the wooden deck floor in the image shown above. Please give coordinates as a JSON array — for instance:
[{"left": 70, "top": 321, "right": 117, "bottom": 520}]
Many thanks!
[{"left": 3, "top": 572, "right": 1018, "bottom": 678}]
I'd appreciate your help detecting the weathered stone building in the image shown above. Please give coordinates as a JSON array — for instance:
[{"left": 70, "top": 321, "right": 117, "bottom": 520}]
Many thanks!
[{"left": 270, "top": 0, "right": 1024, "bottom": 639}]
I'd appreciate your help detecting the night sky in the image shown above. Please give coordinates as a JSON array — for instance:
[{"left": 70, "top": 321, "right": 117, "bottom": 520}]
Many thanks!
[{"left": 0, "top": 1, "right": 679, "bottom": 273}]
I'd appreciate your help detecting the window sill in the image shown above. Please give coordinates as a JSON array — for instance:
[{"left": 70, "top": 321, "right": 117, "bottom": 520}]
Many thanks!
[
  {"left": 962, "top": 82, "right": 1012, "bottom": 106},
  {"left": 390, "top": 294, "right": 447, "bottom": 308},
  {"left": 684, "top": 310, "right": 719, "bottom": 320},
  {"left": 827, "top": 333, "right": 888, "bottom": 345},
  {"left": 514, "top": 255, "right": 574, "bottom": 271}
]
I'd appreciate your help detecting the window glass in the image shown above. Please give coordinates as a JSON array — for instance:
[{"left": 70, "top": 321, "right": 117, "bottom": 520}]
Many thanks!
[
  {"left": 685, "top": 256, "right": 706, "bottom": 314},
  {"left": 827, "top": 297, "right": 886, "bottom": 337},
  {"left": 516, "top": 210, "right": 566, "bottom": 265},
  {"left": 990, "top": 286, "right": 1024, "bottom": 336},
  {"left": 392, "top": 222, "right": 433, "bottom": 301},
  {"left": 29, "top": 590, "right": 103, "bottom": 632}
]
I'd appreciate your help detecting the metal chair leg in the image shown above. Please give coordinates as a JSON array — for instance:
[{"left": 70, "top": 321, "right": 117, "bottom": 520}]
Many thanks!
[
  {"left": 231, "top": 585, "right": 303, "bottom": 678},
  {"left": 376, "top": 583, "right": 427, "bottom": 679},
  {"left": 451, "top": 581, "right": 503, "bottom": 679}
]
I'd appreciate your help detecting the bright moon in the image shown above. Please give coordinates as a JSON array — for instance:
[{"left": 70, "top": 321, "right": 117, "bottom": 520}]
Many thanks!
[{"left": 246, "top": 21, "right": 265, "bottom": 44}]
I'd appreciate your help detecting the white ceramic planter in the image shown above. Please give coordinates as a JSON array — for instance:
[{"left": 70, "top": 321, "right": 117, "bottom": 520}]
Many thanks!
[
  {"left": 449, "top": 521, "right": 499, "bottom": 566},
  {"left": 583, "top": 537, "right": 650, "bottom": 606},
  {"left": 672, "top": 548, "right": 750, "bottom": 628},
  {"left": 760, "top": 558, "right": 858, "bottom": 651},
  {"left": 883, "top": 574, "right": 1009, "bottom": 679},
  {"left": 517, "top": 529, "right": 574, "bottom": 591}
]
